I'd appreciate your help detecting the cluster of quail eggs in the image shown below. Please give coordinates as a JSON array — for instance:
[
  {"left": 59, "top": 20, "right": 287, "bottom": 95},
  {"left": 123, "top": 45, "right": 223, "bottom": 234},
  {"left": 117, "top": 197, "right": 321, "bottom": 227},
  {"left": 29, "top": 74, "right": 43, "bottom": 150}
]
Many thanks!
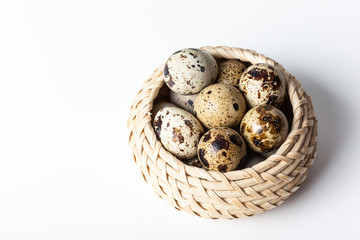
[{"left": 153, "top": 48, "right": 290, "bottom": 172}]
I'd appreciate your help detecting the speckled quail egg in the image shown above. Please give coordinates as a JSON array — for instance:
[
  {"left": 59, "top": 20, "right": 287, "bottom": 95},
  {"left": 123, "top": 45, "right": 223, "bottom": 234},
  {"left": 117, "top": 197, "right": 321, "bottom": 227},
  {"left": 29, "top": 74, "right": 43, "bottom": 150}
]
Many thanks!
[
  {"left": 169, "top": 91, "right": 197, "bottom": 113},
  {"left": 197, "top": 127, "right": 247, "bottom": 172},
  {"left": 240, "top": 104, "right": 289, "bottom": 154},
  {"left": 151, "top": 101, "right": 177, "bottom": 121},
  {"left": 217, "top": 59, "right": 247, "bottom": 87},
  {"left": 182, "top": 157, "right": 203, "bottom": 168},
  {"left": 153, "top": 106, "right": 204, "bottom": 160},
  {"left": 164, "top": 48, "right": 218, "bottom": 95},
  {"left": 239, "top": 63, "right": 286, "bottom": 108},
  {"left": 194, "top": 83, "right": 246, "bottom": 129}
]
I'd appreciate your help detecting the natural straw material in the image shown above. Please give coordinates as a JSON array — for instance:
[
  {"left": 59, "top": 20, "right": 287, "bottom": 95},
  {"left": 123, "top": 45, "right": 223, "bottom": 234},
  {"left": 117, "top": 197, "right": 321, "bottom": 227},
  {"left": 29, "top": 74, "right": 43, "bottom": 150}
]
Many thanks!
[{"left": 127, "top": 46, "right": 317, "bottom": 219}]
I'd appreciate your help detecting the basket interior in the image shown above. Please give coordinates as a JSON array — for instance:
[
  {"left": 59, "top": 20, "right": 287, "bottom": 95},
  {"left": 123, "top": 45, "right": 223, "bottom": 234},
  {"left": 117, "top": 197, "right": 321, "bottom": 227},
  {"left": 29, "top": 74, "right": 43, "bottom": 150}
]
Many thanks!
[{"left": 151, "top": 57, "right": 294, "bottom": 173}]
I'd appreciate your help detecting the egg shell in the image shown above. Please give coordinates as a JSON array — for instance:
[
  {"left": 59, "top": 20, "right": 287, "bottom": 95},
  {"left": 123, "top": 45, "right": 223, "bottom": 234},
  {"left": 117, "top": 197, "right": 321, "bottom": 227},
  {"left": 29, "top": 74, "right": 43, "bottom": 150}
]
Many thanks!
[
  {"left": 239, "top": 63, "right": 286, "bottom": 108},
  {"left": 151, "top": 101, "right": 177, "bottom": 121},
  {"left": 164, "top": 48, "right": 218, "bottom": 95},
  {"left": 194, "top": 83, "right": 246, "bottom": 129},
  {"left": 240, "top": 104, "right": 289, "bottom": 153},
  {"left": 197, "top": 127, "right": 247, "bottom": 172},
  {"left": 216, "top": 59, "right": 247, "bottom": 87},
  {"left": 169, "top": 91, "right": 197, "bottom": 113},
  {"left": 153, "top": 106, "right": 204, "bottom": 160},
  {"left": 182, "top": 157, "right": 203, "bottom": 168}
]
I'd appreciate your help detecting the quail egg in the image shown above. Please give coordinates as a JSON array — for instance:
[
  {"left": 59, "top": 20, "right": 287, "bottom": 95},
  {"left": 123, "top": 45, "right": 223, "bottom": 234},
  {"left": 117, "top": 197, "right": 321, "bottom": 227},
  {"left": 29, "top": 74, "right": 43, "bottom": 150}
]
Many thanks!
[
  {"left": 169, "top": 91, "right": 197, "bottom": 113},
  {"left": 153, "top": 106, "right": 204, "bottom": 160},
  {"left": 239, "top": 63, "right": 286, "bottom": 108},
  {"left": 164, "top": 48, "right": 218, "bottom": 95},
  {"left": 151, "top": 101, "right": 177, "bottom": 121},
  {"left": 240, "top": 104, "right": 289, "bottom": 153},
  {"left": 217, "top": 59, "right": 247, "bottom": 87},
  {"left": 182, "top": 157, "right": 203, "bottom": 168},
  {"left": 197, "top": 127, "right": 247, "bottom": 172},
  {"left": 194, "top": 83, "right": 246, "bottom": 128}
]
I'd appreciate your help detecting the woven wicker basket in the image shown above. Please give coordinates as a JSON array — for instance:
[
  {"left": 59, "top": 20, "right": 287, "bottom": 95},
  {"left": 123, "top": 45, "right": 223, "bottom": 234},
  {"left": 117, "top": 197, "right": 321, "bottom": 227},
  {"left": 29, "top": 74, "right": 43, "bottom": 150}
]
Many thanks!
[{"left": 127, "top": 46, "right": 318, "bottom": 219}]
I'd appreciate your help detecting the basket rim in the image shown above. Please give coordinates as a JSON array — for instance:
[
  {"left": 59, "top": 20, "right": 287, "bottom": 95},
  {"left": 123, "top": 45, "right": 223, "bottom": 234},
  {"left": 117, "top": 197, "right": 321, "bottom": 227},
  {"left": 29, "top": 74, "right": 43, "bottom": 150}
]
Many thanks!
[{"left": 133, "top": 46, "right": 315, "bottom": 178}]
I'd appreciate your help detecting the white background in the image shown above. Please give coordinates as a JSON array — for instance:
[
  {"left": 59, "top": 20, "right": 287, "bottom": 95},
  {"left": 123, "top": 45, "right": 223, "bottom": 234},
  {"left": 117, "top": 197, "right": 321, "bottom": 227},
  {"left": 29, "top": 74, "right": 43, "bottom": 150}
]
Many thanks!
[{"left": 1, "top": 0, "right": 360, "bottom": 239}]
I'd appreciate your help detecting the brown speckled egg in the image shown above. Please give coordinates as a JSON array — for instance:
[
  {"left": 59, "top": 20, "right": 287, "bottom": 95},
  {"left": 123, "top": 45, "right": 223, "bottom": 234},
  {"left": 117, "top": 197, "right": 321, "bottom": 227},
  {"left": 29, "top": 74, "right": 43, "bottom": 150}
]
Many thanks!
[
  {"left": 193, "top": 83, "right": 246, "bottom": 128},
  {"left": 240, "top": 104, "right": 289, "bottom": 154},
  {"left": 169, "top": 91, "right": 197, "bottom": 113},
  {"left": 182, "top": 157, "right": 203, "bottom": 168},
  {"left": 216, "top": 59, "right": 247, "bottom": 87},
  {"left": 239, "top": 63, "right": 286, "bottom": 108},
  {"left": 197, "top": 127, "right": 247, "bottom": 172},
  {"left": 153, "top": 107, "right": 204, "bottom": 160},
  {"left": 151, "top": 101, "right": 177, "bottom": 121},
  {"left": 164, "top": 48, "right": 218, "bottom": 95}
]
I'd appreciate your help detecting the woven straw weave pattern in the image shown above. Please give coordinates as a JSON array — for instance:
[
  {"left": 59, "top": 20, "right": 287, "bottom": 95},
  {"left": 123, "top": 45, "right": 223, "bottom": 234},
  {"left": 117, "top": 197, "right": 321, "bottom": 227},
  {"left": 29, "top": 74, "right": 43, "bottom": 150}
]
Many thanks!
[{"left": 127, "top": 46, "right": 318, "bottom": 219}]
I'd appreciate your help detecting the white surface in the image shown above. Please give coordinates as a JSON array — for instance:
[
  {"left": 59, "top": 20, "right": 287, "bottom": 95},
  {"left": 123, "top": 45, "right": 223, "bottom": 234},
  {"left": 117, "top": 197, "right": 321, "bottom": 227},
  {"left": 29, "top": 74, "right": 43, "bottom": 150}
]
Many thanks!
[{"left": 1, "top": 1, "right": 360, "bottom": 239}]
